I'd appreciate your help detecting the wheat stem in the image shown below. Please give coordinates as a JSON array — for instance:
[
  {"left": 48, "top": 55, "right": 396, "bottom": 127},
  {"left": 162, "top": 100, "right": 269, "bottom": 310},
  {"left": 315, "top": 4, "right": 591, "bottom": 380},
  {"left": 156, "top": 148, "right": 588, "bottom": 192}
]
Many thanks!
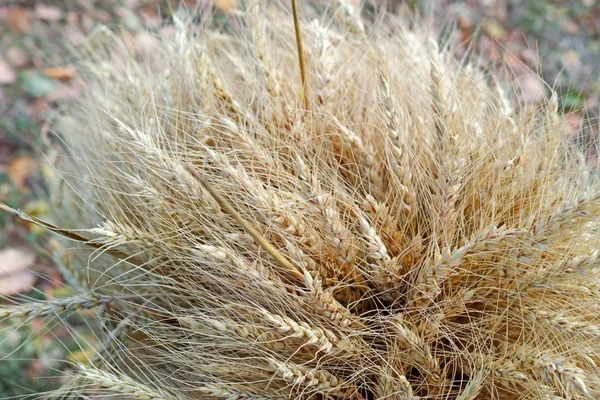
[
  {"left": 185, "top": 165, "right": 303, "bottom": 282},
  {"left": 290, "top": 0, "right": 309, "bottom": 110}
]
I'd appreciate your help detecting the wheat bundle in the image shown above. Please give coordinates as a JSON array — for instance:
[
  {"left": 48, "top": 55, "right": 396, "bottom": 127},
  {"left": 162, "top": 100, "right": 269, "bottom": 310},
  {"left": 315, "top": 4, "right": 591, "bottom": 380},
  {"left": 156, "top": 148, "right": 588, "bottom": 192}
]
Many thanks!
[{"left": 2, "top": 1, "right": 600, "bottom": 399}]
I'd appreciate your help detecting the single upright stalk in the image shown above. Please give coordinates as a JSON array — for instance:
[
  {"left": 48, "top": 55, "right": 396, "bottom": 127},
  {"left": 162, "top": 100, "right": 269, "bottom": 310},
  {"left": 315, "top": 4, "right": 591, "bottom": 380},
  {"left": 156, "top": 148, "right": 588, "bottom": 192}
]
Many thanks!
[{"left": 291, "top": 0, "right": 309, "bottom": 110}]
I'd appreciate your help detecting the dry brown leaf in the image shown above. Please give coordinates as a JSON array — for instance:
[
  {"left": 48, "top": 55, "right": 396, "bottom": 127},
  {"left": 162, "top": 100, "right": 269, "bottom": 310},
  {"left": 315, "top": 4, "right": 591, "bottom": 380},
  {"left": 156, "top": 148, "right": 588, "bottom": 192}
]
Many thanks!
[
  {"left": 28, "top": 98, "right": 50, "bottom": 116},
  {"left": 43, "top": 65, "right": 76, "bottom": 80},
  {"left": 457, "top": 14, "right": 473, "bottom": 31},
  {"left": 214, "top": 0, "right": 237, "bottom": 13},
  {"left": 140, "top": 6, "right": 160, "bottom": 28},
  {"left": 90, "top": 9, "right": 111, "bottom": 25},
  {"left": 8, "top": 156, "right": 37, "bottom": 190},
  {"left": 0, "top": 248, "right": 36, "bottom": 277},
  {"left": 0, "top": 58, "right": 16, "bottom": 85},
  {"left": 0, "top": 270, "right": 37, "bottom": 296},
  {"left": 7, "top": 7, "right": 32, "bottom": 35}
]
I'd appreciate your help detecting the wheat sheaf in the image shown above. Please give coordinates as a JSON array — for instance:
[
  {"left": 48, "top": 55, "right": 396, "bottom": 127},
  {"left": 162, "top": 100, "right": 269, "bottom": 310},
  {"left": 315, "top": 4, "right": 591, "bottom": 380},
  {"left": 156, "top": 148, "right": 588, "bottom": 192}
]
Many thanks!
[{"left": 2, "top": 1, "right": 600, "bottom": 399}]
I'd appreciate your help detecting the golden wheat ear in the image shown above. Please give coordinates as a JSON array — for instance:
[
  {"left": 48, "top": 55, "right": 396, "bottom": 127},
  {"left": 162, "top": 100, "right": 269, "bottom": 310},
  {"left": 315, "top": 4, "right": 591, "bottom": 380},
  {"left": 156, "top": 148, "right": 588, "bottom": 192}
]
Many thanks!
[
  {"left": 0, "top": 202, "right": 143, "bottom": 266},
  {"left": 185, "top": 164, "right": 304, "bottom": 282}
]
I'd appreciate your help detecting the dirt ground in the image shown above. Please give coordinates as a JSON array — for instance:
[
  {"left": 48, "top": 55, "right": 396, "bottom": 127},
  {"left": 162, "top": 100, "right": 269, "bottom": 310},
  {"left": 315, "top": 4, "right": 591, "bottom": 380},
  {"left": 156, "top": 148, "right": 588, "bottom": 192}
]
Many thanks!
[{"left": 0, "top": 0, "right": 598, "bottom": 395}]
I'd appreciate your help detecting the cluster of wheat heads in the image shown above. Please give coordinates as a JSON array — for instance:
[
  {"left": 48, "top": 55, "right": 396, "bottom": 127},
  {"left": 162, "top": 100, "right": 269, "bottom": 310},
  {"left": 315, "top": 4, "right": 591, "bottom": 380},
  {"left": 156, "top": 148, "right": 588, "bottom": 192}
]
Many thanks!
[{"left": 2, "top": 1, "right": 600, "bottom": 399}]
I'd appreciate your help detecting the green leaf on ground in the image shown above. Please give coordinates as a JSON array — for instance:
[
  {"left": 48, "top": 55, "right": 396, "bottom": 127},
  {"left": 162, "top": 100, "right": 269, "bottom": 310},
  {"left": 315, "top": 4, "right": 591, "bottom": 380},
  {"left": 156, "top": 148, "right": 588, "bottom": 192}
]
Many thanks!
[
  {"left": 19, "top": 70, "right": 55, "bottom": 98},
  {"left": 560, "top": 89, "right": 584, "bottom": 111}
]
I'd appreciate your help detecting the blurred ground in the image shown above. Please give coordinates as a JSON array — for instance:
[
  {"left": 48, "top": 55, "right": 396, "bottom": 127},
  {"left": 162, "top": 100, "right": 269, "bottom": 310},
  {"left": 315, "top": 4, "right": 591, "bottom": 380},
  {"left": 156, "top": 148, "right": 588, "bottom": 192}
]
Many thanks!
[{"left": 0, "top": 0, "right": 598, "bottom": 396}]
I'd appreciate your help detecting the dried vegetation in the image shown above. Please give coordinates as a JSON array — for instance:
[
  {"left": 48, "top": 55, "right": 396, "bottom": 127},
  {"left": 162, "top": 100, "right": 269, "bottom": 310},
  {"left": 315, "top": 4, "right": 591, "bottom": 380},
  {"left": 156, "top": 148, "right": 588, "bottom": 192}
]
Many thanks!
[{"left": 2, "top": 1, "right": 600, "bottom": 399}]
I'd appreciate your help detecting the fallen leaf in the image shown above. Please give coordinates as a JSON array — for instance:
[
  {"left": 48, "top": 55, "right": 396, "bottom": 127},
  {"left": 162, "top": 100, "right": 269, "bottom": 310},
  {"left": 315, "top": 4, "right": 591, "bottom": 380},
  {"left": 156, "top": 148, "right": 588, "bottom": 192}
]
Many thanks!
[
  {"left": 520, "top": 49, "right": 539, "bottom": 67},
  {"left": 19, "top": 70, "right": 55, "bottom": 97},
  {"left": 46, "top": 81, "right": 81, "bottom": 102},
  {"left": 457, "top": 14, "right": 473, "bottom": 31},
  {"left": 517, "top": 70, "right": 545, "bottom": 104},
  {"left": 0, "top": 58, "right": 16, "bottom": 85},
  {"left": 133, "top": 31, "right": 159, "bottom": 55},
  {"left": 28, "top": 97, "right": 50, "bottom": 116},
  {"left": 64, "top": 25, "right": 85, "bottom": 46},
  {"left": 90, "top": 9, "right": 111, "bottom": 25},
  {"left": 483, "top": 19, "right": 506, "bottom": 40},
  {"left": 27, "top": 359, "right": 44, "bottom": 379},
  {"left": 140, "top": 6, "right": 160, "bottom": 28},
  {"left": 0, "top": 270, "right": 37, "bottom": 296},
  {"left": 214, "top": 0, "right": 237, "bottom": 12},
  {"left": 7, "top": 7, "right": 32, "bottom": 35},
  {"left": 0, "top": 183, "right": 9, "bottom": 199},
  {"left": 560, "top": 89, "right": 585, "bottom": 111},
  {"left": 80, "top": 14, "right": 96, "bottom": 33},
  {"left": 8, "top": 156, "right": 37, "bottom": 190},
  {"left": 23, "top": 200, "right": 50, "bottom": 236},
  {"left": 505, "top": 53, "right": 526, "bottom": 73},
  {"left": 51, "top": 286, "right": 73, "bottom": 299},
  {"left": 561, "top": 50, "right": 581, "bottom": 76},
  {"left": 33, "top": 4, "right": 62, "bottom": 21},
  {"left": 65, "top": 11, "right": 78, "bottom": 25},
  {"left": 0, "top": 251, "right": 37, "bottom": 296},
  {"left": 43, "top": 66, "right": 76, "bottom": 80},
  {"left": 68, "top": 347, "right": 96, "bottom": 364},
  {"left": 6, "top": 47, "right": 29, "bottom": 68},
  {"left": 114, "top": 7, "right": 140, "bottom": 31},
  {"left": 479, "top": 36, "right": 501, "bottom": 63},
  {"left": 0, "top": 248, "right": 35, "bottom": 277},
  {"left": 160, "top": 25, "right": 177, "bottom": 40},
  {"left": 564, "top": 113, "right": 582, "bottom": 138},
  {"left": 560, "top": 18, "right": 579, "bottom": 35}
]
